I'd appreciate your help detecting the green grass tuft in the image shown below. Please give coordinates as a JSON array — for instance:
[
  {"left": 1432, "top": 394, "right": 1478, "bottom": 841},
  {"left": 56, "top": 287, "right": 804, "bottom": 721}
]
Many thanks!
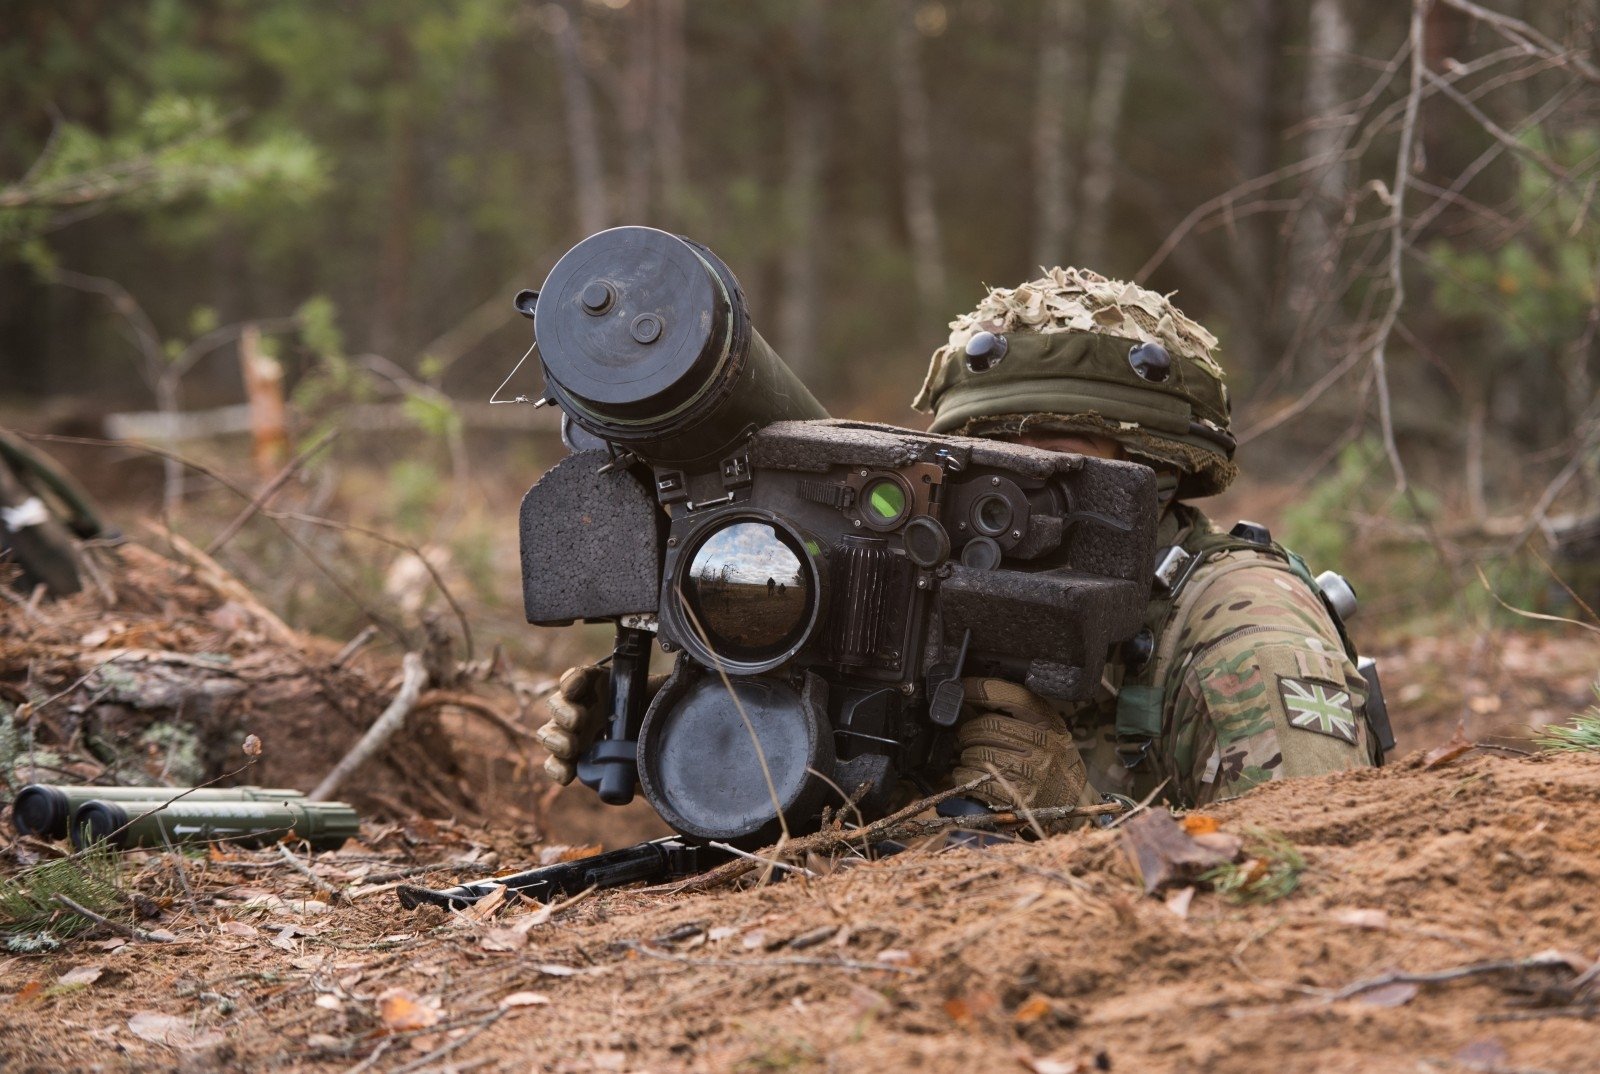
[
  {"left": 1204, "top": 827, "right": 1306, "bottom": 905},
  {"left": 0, "top": 842, "right": 126, "bottom": 939},
  {"left": 1534, "top": 708, "right": 1600, "bottom": 753}
]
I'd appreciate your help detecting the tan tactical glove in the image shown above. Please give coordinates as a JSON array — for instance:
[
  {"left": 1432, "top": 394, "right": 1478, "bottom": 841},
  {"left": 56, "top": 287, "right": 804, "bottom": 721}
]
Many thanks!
[
  {"left": 950, "top": 677, "right": 1096, "bottom": 811},
  {"left": 535, "top": 665, "right": 609, "bottom": 785},
  {"left": 535, "top": 665, "right": 670, "bottom": 785}
]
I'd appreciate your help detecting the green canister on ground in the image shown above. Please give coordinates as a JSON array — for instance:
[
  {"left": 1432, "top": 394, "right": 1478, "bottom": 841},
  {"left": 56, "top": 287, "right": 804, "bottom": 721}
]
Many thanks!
[
  {"left": 11, "top": 784, "right": 311, "bottom": 841},
  {"left": 67, "top": 796, "right": 358, "bottom": 852}
]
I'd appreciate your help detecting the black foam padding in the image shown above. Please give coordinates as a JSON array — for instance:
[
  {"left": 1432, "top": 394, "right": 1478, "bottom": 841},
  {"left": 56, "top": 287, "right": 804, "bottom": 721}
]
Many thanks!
[
  {"left": 1057, "top": 456, "right": 1157, "bottom": 584},
  {"left": 749, "top": 420, "right": 931, "bottom": 473},
  {"left": 520, "top": 450, "right": 664, "bottom": 624},
  {"left": 936, "top": 566, "right": 1147, "bottom": 700}
]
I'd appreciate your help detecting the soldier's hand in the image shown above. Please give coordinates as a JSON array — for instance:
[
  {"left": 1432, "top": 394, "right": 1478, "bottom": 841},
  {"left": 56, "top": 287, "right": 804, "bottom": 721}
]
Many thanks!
[
  {"left": 950, "top": 677, "right": 1094, "bottom": 811},
  {"left": 535, "top": 665, "right": 610, "bottom": 785}
]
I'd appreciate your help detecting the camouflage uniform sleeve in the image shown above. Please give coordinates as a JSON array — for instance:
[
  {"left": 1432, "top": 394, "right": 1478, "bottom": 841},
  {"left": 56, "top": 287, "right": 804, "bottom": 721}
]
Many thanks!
[{"left": 1160, "top": 550, "right": 1373, "bottom": 806}]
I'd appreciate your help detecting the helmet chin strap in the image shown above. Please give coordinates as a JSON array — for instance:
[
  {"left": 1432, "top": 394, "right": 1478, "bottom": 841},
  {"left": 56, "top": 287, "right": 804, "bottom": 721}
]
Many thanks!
[{"left": 1154, "top": 469, "right": 1182, "bottom": 513}]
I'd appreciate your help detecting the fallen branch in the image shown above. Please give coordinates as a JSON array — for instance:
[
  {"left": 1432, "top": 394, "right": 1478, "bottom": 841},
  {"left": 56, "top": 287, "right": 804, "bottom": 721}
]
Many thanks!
[
  {"left": 151, "top": 524, "right": 299, "bottom": 648},
  {"left": 205, "top": 429, "right": 337, "bottom": 556},
  {"left": 277, "top": 844, "right": 346, "bottom": 903},
  {"left": 332, "top": 625, "right": 379, "bottom": 669},
  {"left": 388, "top": 1010, "right": 504, "bottom": 1074},
  {"left": 706, "top": 841, "right": 819, "bottom": 879},
  {"left": 53, "top": 894, "right": 173, "bottom": 944},
  {"left": 310, "top": 652, "right": 430, "bottom": 802},
  {"left": 1332, "top": 952, "right": 1583, "bottom": 1002}
]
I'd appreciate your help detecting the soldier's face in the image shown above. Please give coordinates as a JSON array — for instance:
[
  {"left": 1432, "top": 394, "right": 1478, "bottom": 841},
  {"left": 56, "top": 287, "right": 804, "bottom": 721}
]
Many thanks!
[{"left": 1014, "top": 431, "right": 1124, "bottom": 460}]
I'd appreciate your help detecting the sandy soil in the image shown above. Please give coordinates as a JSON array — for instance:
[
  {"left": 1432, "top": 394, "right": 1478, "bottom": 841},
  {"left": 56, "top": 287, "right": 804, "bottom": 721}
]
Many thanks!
[
  {"left": 4, "top": 534, "right": 1599, "bottom": 1074},
  {"left": 3, "top": 748, "right": 1600, "bottom": 1074}
]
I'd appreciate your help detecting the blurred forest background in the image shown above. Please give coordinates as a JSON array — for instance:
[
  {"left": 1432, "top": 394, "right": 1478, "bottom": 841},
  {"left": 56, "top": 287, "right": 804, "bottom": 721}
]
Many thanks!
[{"left": 2, "top": 0, "right": 1599, "bottom": 660}]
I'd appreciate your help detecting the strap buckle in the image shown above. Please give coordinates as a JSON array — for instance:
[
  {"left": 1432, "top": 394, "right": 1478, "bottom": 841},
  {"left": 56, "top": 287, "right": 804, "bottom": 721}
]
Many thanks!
[{"left": 1115, "top": 737, "right": 1153, "bottom": 771}]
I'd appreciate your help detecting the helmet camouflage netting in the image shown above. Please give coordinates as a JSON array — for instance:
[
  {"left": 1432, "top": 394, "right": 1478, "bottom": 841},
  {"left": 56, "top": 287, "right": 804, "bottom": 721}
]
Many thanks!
[{"left": 912, "top": 267, "right": 1237, "bottom": 498}]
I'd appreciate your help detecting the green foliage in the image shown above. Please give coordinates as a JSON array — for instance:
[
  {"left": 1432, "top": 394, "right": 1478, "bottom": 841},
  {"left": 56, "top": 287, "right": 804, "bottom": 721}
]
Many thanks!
[
  {"left": 1, "top": 95, "right": 324, "bottom": 250},
  {"left": 296, "top": 295, "right": 344, "bottom": 361},
  {"left": 186, "top": 305, "right": 220, "bottom": 338},
  {"left": 401, "top": 391, "right": 462, "bottom": 441},
  {"left": 389, "top": 458, "right": 443, "bottom": 535},
  {"left": 1429, "top": 131, "right": 1600, "bottom": 358},
  {"left": 0, "top": 842, "right": 126, "bottom": 941},
  {"left": 1534, "top": 694, "right": 1600, "bottom": 753},
  {"left": 1279, "top": 437, "right": 1434, "bottom": 572},
  {"left": 1203, "top": 828, "right": 1305, "bottom": 905}
]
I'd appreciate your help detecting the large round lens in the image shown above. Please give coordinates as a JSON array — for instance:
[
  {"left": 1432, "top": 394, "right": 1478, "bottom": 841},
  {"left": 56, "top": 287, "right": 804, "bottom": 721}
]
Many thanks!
[
  {"left": 680, "top": 520, "right": 814, "bottom": 665},
  {"left": 862, "top": 477, "right": 909, "bottom": 527}
]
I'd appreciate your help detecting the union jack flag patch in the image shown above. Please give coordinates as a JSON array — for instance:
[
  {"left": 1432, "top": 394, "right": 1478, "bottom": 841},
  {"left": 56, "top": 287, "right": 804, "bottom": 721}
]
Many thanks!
[{"left": 1279, "top": 678, "right": 1357, "bottom": 744}]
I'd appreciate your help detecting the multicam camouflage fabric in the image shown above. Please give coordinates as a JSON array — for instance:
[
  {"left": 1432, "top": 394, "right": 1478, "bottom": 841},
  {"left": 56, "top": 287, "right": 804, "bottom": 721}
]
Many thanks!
[{"left": 1065, "top": 507, "right": 1374, "bottom": 808}]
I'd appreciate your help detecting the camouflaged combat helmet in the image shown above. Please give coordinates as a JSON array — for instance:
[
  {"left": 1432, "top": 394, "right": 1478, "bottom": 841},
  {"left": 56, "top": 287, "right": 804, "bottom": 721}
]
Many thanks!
[{"left": 912, "top": 267, "right": 1237, "bottom": 498}]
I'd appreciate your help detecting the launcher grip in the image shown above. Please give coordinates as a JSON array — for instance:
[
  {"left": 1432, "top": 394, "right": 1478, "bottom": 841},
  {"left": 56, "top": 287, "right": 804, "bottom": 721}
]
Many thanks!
[{"left": 577, "top": 625, "right": 653, "bottom": 805}]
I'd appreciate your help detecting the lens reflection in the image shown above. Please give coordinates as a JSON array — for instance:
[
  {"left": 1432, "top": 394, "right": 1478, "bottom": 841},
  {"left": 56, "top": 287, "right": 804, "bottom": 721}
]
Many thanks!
[{"left": 682, "top": 521, "right": 812, "bottom": 662}]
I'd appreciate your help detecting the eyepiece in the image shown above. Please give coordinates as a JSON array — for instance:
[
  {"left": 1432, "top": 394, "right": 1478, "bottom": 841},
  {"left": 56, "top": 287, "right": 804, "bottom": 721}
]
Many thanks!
[
  {"left": 860, "top": 476, "right": 911, "bottom": 529},
  {"left": 970, "top": 492, "right": 1014, "bottom": 537}
]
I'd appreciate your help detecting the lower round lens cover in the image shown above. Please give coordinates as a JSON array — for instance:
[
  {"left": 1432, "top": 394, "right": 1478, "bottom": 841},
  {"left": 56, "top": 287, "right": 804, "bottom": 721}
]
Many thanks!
[
  {"left": 902, "top": 516, "right": 950, "bottom": 568},
  {"left": 637, "top": 675, "right": 834, "bottom": 846},
  {"left": 960, "top": 536, "right": 1003, "bottom": 570}
]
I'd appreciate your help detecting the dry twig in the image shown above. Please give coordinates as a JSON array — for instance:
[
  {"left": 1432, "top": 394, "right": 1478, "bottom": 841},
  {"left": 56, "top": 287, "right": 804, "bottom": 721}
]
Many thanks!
[
  {"left": 1332, "top": 952, "right": 1584, "bottom": 1002},
  {"left": 666, "top": 778, "right": 1124, "bottom": 895},
  {"left": 52, "top": 894, "right": 173, "bottom": 944},
  {"left": 277, "top": 844, "right": 346, "bottom": 903},
  {"left": 310, "top": 652, "right": 430, "bottom": 802}
]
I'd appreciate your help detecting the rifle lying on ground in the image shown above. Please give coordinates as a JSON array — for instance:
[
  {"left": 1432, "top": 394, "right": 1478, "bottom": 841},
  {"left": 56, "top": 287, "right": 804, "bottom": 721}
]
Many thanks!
[
  {"left": 397, "top": 837, "right": 724, "bottom": 910},
  {"left": 402, "top": 227, "right": 1158, "bottom": 907}
]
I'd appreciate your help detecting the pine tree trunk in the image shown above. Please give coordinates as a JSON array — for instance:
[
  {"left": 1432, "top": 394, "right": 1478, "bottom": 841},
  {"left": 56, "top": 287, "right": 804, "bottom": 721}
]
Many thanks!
[
  {"left": 552, "top": 0, "right": 608, "bottom": 236},
  {"left": 1077, "top": 5, "right": 1132, "bottom": 270},
  {"left": 1031, "top": 0, "right": 1079, "bottom": 272},
  {"left": 620, "top": 0, "right": 655, "bottom": 223},
  {"left": 777, "top": 0, "right": 826, "bottom": 379},
  {"left": 654, "top": 0, "right": 688, "bottom": 226},
  {"left": 1287, "top": 0, "right": 1353, "bottom": 349},
  {"left": 891, "top": 0, "right": 946, "bottom": 319},
  {"left": 1225, "top": 0, "right": 1287, "bottom": 377},
  {"left": 373, "top": 31, "right": 418, "bottom": 359}
]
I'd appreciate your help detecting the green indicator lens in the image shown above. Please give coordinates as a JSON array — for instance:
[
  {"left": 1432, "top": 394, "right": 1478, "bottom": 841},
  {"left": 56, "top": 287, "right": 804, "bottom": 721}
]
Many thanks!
[{"left": 866, "top": 480, "right": 907, "bottom": 522}]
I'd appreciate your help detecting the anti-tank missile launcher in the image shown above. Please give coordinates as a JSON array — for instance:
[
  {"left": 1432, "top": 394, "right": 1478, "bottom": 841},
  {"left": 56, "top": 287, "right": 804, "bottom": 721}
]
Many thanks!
[{"left": 515, "top": 227, "right": 1160, "bottom": 848}]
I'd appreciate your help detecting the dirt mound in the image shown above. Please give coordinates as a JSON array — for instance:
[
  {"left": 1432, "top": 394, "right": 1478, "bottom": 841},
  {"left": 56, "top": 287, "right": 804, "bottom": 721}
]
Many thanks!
[
  {"left": 4, "top": 749, "right": 1599, "bottom": 1073},
  {"left": 0, "top": 535, "right": 651, "bottom": 840}
]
